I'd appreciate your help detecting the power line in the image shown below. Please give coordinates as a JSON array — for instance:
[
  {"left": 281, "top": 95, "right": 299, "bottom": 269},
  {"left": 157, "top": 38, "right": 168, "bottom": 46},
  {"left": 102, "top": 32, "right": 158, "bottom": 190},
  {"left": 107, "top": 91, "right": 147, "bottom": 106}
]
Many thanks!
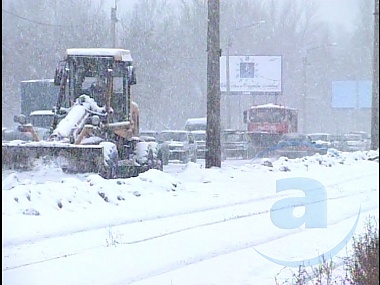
[{"left": 2, "top": 8, "right": 68, "bottom": 28}]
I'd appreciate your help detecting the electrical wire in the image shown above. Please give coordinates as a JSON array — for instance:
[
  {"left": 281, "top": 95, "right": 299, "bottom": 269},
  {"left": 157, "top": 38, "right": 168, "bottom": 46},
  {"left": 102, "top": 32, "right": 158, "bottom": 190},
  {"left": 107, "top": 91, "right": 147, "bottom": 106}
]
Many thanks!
[{"left": 2, "top": 8, "right": 68, "bottom": 28}]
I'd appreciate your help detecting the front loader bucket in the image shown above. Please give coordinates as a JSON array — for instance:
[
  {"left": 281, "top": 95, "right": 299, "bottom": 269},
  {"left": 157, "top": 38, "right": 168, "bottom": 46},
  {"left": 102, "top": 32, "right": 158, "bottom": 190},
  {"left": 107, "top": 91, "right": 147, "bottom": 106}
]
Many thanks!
[{"left": 2, "top": 143, "right": 104, "bottom": 174}]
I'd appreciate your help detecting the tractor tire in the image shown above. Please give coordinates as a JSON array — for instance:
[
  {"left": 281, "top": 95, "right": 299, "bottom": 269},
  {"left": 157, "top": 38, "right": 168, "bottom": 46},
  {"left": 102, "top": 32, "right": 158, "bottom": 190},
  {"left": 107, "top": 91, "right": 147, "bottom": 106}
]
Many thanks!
[
  {"left": 99, "top": 142, "right": 118, "bottom": 179},
  {"left": 135, "top": 141, "right": 163, "bottom": 172}
]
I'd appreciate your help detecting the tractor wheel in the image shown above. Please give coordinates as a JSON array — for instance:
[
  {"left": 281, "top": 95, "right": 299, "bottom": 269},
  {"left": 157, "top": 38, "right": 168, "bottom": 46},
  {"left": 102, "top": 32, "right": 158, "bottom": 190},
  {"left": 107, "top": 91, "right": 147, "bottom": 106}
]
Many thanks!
[
  {"left": 135, "top": 141, "right": 163, "bottom": 172},
  {"left": 99, "top": 142, "right": 119, "bottom": 179}
]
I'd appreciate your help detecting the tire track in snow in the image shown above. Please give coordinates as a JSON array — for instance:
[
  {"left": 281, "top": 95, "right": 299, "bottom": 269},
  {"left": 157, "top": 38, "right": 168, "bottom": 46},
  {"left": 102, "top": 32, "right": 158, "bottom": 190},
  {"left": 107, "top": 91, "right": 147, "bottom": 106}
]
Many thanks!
[
  {"left": 115, "top": 206, "right": 379, "bottom": 285},
  {"left": 3, "top": 186, "right": 377, "bottom": 272},
  {"left": 4, "top": 170, "right": 376, "bottom": 248},
  {"left": 1, "top": 192, "right": 283, "bottom": 248}
]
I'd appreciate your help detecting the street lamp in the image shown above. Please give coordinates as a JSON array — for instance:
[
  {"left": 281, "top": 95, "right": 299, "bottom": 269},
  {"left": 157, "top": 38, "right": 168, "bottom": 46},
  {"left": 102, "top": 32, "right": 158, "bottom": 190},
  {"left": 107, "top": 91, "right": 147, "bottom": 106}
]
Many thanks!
[
  {"left": 225, "top": 20, "right": 265, "bottom": 129},
  {"left": 301, "top": 43, "right": 337, "bottom": 133}
]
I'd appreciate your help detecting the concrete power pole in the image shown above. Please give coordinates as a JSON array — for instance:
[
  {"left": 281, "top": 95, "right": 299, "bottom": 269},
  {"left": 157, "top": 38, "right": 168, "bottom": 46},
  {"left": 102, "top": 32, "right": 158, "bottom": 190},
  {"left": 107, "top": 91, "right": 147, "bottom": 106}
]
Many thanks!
[
  {"left": 206, "top": 0, "right": 221, "bottom": 168},
  {"left": 111, "top": 2, "right": 118, "bottom": 48},
  {"left": 371, "top": 0, "right": 379, "bottom": 150}
]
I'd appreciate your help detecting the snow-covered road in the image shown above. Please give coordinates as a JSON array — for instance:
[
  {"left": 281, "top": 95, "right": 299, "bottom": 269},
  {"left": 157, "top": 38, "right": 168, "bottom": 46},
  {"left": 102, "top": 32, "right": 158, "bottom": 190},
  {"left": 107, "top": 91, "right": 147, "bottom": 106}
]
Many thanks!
[{"left": 2, "top": 152, "right": 379, "bottom": 285}]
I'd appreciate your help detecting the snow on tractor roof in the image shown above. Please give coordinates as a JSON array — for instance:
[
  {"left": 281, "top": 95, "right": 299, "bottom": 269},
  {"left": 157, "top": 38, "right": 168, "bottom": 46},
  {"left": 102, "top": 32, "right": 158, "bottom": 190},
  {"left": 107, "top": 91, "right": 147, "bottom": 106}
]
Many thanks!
[
  {"left": 66, "top": 48, "right": 133, "bottom": 62},
  {"left": 30, "top": 110, "right": 54, "bottom": 116},
  {"left": 185, "top": 117, "right": 207, "bottom": 125},
  {"left": 21, "top": 79, "right": 54, "bottom": 83},
  {"left": 250, "top": 103, "right": 297, "bottom": 110}
]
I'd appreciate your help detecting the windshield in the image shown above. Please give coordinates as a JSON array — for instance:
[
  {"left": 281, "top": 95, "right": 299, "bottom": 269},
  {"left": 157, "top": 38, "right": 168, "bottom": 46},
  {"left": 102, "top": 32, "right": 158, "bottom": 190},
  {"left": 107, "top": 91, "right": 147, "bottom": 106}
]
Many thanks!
[
  {"left": 281, "top": 134, "right": 310, "bottom": 142},
  {"left": 249, "top": 108, "right": 284, "bottom": 123},
  {"left": 140, "top": 131, "right": 159, "bottom": 139},
  {"left": 344, "top": 134, "right": 361, "bottom": 141},
  {"left": 29, "top": 115, "right": 53, "bottom": 128},
  {"left": 309, "top": 134, "right": 329, "bottom": 141},
  {"left": 193, "top": 133, "right": 206, "bottom": 141},
  {"left": 224, "top": 133, "right": 244, "bottom": 143},
  {"left": 185, "top": 124, "right": 206, "bottom": 132},
  {"left": 160, "top": 132, "right": 188, "bottom": 142}
]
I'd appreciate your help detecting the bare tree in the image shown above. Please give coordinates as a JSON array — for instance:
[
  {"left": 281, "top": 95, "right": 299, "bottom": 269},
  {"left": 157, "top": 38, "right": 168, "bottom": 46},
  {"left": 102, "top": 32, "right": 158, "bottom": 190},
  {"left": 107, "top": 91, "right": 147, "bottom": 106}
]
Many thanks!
[{"left": 2, "top": 0, "right": 109, "bottom": 126}]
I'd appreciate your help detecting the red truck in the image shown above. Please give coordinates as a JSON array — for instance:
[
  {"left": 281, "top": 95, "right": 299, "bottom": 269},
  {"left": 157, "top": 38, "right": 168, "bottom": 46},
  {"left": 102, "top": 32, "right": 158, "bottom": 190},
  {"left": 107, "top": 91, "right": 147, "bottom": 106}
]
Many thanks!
[{"left": 243, "top": 103, "right": 298, "bottom": 156}]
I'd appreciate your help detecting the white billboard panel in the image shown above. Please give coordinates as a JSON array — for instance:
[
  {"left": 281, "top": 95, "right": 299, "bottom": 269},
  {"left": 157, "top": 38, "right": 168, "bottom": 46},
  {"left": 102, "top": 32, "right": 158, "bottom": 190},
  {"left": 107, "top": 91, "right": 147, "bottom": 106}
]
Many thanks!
[{"left": 220, "top": 55, "right": 282, "bottom": 95}]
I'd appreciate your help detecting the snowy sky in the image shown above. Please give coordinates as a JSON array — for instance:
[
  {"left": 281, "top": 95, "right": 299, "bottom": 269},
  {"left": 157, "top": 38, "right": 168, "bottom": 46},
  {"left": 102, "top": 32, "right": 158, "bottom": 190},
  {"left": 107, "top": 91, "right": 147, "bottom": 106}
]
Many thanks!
[
  {"left": 2, "top": 149, "right": 379, "bottom": 285},
  {"left": 316, "top": 0, "right": 358, "bottom": 28},
  {"left": 104, "top": 0, "right": 359, "bottom": 30}
]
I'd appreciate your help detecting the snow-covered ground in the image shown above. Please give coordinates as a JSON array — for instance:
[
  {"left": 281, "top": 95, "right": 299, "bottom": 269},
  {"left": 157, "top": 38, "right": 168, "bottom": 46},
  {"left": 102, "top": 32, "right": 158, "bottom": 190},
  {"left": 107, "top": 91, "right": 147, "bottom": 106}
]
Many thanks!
[{"left": 2, "top": 149, "right": 379, "bottom": 285}]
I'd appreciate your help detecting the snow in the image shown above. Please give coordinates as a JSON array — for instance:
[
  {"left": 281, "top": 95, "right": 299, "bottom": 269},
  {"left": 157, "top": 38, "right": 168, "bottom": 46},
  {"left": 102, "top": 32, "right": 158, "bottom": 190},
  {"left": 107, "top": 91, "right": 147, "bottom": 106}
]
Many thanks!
[
  {"left": 20, "top": 79, "right": 54, "bottom": 83},
  {"left": 66, "top": 48, "right": 133, "bottom": 62},
  {"left": 2, "top": 150, "right": 379, "bottom": 285},
  {"left": 51, "top": 95, "right": 105, "bottom": 139},
  {"left": 100, "top": 141, "right": 118, "bottom": 163},
  {"left": 29, "top": 110, "right": 54, "bottom": 116},
  {"left": 2, "top": 140, "right": 103, "bottom": 149},
  {"left": 251, "top": 103, "right": 297, "bottom": 110},
  {"left": 185, "top": 117, "right": 207, "bottom": 125}
]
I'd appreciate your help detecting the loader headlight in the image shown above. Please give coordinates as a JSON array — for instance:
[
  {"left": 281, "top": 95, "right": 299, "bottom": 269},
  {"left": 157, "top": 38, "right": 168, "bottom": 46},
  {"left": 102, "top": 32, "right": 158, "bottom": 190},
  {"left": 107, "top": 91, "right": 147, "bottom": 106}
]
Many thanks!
[{"left": 91, "top": 115, "right": 100, "bottom": 126}]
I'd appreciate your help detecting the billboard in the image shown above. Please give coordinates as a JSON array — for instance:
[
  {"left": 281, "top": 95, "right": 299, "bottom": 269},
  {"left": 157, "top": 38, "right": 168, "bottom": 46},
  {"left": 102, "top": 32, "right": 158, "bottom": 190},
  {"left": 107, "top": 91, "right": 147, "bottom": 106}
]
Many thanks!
[
  {"left": 220, "top": 55, "right": 282, "bottom": 95},
  {"left": 331, "top": 80, "right": 372, "bottom": 109}
]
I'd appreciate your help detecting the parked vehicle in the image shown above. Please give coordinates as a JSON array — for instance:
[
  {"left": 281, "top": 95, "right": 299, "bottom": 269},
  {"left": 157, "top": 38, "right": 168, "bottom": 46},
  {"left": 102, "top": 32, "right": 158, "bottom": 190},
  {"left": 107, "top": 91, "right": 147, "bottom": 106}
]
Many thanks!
[
  {"left": 184, "top": 117, "right": 206, "bottom": 132},
  {"left": 276, "top": 133, "right": 328, "bottom": 159},
  {"left": 342, "top": 133, "right": 370, "bottom": 152},
  {"left": 192, "top": 130, "right": 207, "bottom": 159},
  {"left": 140, "top": 130, "right": 160, "bottom": 140},
  {"left": 140, "top": 130, "right": 169, "bottom": 165},
  {"left": 221, "top": 130, "right": 251, "bottom": 160},
  {"left": 139, "top": 135, "right": 156, "bottom": 142},
  {"left": 243, "top": 103, "right": 298, "bottom": 157},
  {"left": 308, "top": 133, "right": 332, "bottom": 148},
  {"left": 20, "top": 79, "right": 59, "bottom": 122},
  {"left": 2, "top": 110, "right": 55, "bottom": 142},
  {"left": 159, "top": 130, "right": 197, "bottom": 163},
  {"left": 329, "top": 134, "right": 346, "bottom": 151}
]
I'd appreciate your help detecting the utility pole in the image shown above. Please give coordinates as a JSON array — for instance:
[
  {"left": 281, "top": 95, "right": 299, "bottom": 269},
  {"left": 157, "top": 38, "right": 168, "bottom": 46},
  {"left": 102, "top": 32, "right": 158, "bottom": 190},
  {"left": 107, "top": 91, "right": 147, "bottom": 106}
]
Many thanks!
[
  {"left": 371, "top": 0, "right": 379, "bottom": 150},
  {"left": 206, "top": 0, "right": 221, "bottom": 168},
  {"left": 111, "top": 0, "right": 118, "bottom": 48}
]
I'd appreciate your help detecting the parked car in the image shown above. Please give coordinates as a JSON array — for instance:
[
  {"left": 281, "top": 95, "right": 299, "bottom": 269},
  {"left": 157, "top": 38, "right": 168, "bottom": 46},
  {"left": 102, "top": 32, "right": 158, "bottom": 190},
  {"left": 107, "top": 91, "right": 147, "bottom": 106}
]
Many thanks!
[
  {"left": 221, "top": 130, "right": 251, "bottom": 160},
  {"left": 2, "top": 110, "right": 54, "bottom": 142},
  {"left": 184, "top": 117, "right": 206, "bottom": 132},
  {"left": 276, "top": 133, "right": 328, "bottom": 159},
  {"left": 341, "top": 133, "right": 370, "bottom": 152},
  {"left": 330, "top": 134, "right": 346, "bottom": 151},
  {"left": 192, "top": 130, "right": 207, "bottom": 159},
  {"left": 139, "top": 135, "right": 156, "bottom": 142},
  {"left": 140, "top": 130, "right": 160, "bottom": 141},
  {"left": 308, "top": 133, "right": 332, "bottom": 148},
  {"left": 140, "top": 130, "right": 170, "bottom": 165},
  {"left": 159, "top": 130, "right": 197, "bottom": 163}
]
